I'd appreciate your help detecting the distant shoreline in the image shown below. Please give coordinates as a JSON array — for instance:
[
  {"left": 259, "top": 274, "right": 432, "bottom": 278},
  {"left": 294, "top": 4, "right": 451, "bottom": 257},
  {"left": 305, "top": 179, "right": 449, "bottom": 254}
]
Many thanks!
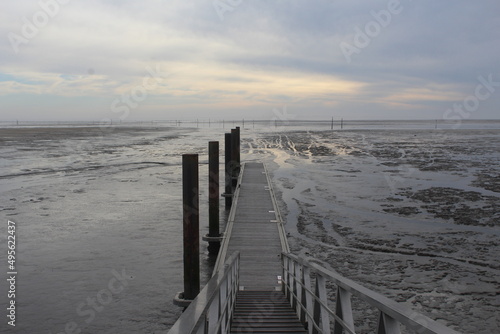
[{"left": 2, "top": 119, "right": 500, "bottom": 131}]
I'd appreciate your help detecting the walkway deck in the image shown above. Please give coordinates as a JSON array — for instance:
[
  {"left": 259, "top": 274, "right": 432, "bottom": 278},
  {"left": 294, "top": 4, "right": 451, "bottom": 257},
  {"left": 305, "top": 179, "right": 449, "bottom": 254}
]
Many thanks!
[
  {"left": 215, "top": 162, "right": 289, "bottom": 291},
  {"left": 231, "top": 291, "right": 307, "bottom": 334}
]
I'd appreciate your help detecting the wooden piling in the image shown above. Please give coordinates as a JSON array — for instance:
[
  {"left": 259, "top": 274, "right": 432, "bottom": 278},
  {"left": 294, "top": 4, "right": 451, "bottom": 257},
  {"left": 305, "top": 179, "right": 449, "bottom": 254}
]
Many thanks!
[
  {"left": 208, "top": 141, "right": 220, "bottom": 254},
  {"left": 224, "top": 133, "right": 232, "bottom": 209},
  {"left": 182, "top": 154, "right": 200, "bottom": 300},
  {"left": 231, "top": 128, "right": 240, "bottom": 189},
  {"left": 235, "top": 127, "right": 241, "bottom": 173}
]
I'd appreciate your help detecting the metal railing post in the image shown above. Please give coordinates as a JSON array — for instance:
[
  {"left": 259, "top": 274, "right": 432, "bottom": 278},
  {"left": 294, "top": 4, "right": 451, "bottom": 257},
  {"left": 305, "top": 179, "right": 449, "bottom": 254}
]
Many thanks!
[
  {"left": 313, "top": 274, "right": 331, "bottom": 334},
  {"left": 294, "top": 261, "right": 303, "bottom": 320},
  {"left": 334, "top": 286, "right": 354, "bottom": 334},
  {"left": 207, "top": 291, "right": 220, "bottom": 333},
  {"left": 299, "top": 261, "right": 308, "bottom": 325},
  {"left": 219, "top": 278, "right": 228, "bottom": 333},
  {"left": 377, "top": 312, "right": 401, "bottom": 334},
  {"left": 292, "top": 261, "right": 299, "bottom": 313},
  {"left": 288, "top": 257, "right": 296, "bottom": 308},
  {"left": 302, "top": 264, "right": 314, "bottom": 334},
  {"left": 282, "top": 255, "right": 289, "bottom": 299}
]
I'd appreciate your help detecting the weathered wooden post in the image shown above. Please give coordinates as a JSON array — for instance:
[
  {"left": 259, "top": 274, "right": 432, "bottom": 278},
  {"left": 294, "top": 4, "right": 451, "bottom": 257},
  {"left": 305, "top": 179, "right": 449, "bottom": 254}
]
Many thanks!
[
  {"left": 230, "top": 129, "right": 238, "bottom": 189},
  {"left": 235, "top": 126, "right": 241, "bottom": 173},
  {"left": 181, "top": 154, "right": 200, "bottom": 301},
  {"left": 206, "top": 141, "right": 221, "bottom": 254},
  {"left": 223, "top": 133, "right": 232, "bottom": 209}
]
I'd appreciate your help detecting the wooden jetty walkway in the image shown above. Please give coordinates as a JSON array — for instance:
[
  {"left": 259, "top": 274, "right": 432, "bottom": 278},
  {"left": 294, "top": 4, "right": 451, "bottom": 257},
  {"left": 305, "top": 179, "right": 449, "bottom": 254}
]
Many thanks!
[
  {"left": 214, "top": 162, "right": 304, "bottom": 333},
  {"left": 168, "top": 158, "right": 461, "bottom": 334},
  {"left": 214, "top": 162, "right": 289, "bottom": 291}
]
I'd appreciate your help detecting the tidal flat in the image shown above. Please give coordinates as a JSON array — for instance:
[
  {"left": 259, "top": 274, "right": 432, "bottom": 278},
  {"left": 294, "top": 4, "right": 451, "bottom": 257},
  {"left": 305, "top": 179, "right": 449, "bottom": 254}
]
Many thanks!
[{"left": 0, "top": 122, "right": 498, "bottom": 333}]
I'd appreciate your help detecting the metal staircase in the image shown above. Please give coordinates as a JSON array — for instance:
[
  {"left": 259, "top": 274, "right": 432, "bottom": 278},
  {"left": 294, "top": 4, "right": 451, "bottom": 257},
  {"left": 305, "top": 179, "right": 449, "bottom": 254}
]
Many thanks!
[
  {"left": 231, "top": 290, "right": 307, "bottom": 333},
  {"left": 167, "top": 251, "right": 462, "bottom": 334}
]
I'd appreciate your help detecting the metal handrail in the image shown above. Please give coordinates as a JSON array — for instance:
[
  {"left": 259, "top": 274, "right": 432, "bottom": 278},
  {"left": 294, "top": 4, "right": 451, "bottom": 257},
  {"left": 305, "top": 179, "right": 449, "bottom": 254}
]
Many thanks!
[
  {"left": 168, "top": 252, "right": 240, "bottom": 334},
  {"left": 213, "top": 164, "right": 246, "bottom": 275},
  {"left": 263, "top": 162, "right": 290, "bottom": 253},
  {"left": 284, "top": 277, "right": 355, "bottom": 334},
  {"left": 281, "top": 252, "right": 462, "bottom": 334}
]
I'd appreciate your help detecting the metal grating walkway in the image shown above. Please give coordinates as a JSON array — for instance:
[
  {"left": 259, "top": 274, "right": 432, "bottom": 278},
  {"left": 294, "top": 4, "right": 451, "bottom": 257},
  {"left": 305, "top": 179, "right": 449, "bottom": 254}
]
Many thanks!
[
  {"left": 231, "top": 291, "right": 307, "bottom": 334},
  {"left": 217, "top": 162, "right": 287, "bottom": 290}
]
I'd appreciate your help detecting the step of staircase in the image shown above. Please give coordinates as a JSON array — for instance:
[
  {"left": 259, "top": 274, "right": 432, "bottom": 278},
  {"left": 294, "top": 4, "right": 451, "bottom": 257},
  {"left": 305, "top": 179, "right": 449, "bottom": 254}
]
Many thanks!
[{"left": 230, "top": 290, "right": 307, "bottom": 334}]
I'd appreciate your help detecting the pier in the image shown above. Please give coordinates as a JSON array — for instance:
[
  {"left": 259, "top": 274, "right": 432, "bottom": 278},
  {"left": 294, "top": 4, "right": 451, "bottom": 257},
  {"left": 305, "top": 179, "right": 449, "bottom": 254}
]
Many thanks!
[
  {"left": 168, "top": 133, "right": 462, "bottom": 334},
  {"left": 213, "top": 162, "right": 289, "bottom": 290}
]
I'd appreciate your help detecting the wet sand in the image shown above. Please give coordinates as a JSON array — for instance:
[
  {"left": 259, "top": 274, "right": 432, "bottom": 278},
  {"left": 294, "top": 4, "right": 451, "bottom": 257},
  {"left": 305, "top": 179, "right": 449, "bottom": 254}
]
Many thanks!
[
  {"left": 0, "top": 125, "right": 498, "bottom": 333},
  {"left": 244, "top": 128, "right": 499, "bottom": 333},
  {"left": 0, "top": 125, "right": 204, "bottom": 333}
]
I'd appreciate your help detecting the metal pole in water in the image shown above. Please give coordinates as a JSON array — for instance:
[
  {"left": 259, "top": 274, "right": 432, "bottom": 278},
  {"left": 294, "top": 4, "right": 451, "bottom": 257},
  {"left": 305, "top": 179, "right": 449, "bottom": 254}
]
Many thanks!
[
  {"left": 208, "top": 141, "right": 220, "bottom": 254},
  {"left": 224, "top": 133, "right": 232, "bottom": 209},
  {"left": 182, "top": 154, "right": 200, "bottom": 301}
]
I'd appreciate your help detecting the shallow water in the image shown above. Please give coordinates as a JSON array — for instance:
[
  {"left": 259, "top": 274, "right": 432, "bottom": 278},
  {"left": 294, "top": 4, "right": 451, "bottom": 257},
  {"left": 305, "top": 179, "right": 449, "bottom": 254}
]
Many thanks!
[
  {"left": 0, "top": 121, "right": 499, "bottom": 333},
  {"left": 0, "top": 126, "right": 219, "bottom": 333}
]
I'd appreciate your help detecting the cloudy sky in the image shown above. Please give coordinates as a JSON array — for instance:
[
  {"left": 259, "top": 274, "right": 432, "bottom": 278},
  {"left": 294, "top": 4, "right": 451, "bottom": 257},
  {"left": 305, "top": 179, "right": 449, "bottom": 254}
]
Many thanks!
[{"left": 1, "top": 0, "right": 499, "bottom": 121}]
